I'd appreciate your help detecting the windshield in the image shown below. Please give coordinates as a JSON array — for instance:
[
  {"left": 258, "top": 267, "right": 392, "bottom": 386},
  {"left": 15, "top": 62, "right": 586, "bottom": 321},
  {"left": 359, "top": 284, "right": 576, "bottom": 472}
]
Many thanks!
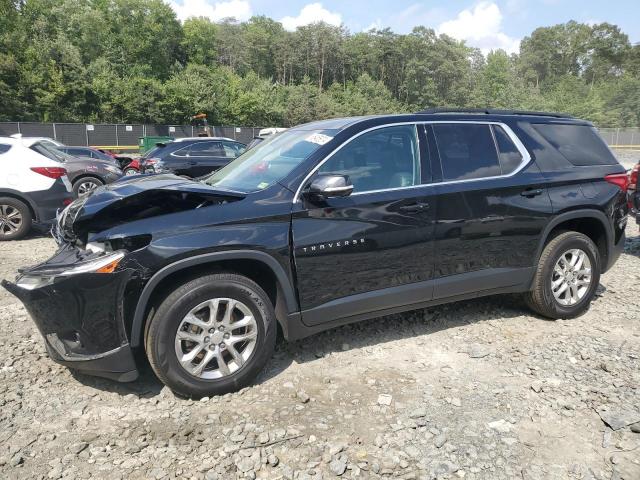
[{"left": 204, "top": 129, "right": 337, "bottom": 192}]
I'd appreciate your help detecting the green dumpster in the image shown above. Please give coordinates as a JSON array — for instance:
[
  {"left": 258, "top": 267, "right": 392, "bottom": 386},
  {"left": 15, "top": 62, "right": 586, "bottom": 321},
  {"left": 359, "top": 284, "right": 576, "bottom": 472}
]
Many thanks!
[{"left": 139, "top": 135, "right": 173, "bottom": 154}]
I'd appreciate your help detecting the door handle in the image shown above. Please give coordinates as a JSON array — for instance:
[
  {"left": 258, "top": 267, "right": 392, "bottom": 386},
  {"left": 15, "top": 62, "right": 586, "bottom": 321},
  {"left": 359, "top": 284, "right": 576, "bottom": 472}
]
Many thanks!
[
  {"left": 521, "top": 188, "right": 543, "bottom": 197},
  {"left": 399, "top": 202, "right": 430, "bottom": 214}
]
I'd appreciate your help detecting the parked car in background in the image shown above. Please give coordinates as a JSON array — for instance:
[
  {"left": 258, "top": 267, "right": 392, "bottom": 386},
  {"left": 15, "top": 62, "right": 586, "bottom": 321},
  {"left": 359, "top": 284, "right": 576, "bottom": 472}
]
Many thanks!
[
  {"left": 57, "top": 146, "right": 119, "bottom": 166},
  {"left": 19, "top": 138, "right": 123, "bottom": 197},
  {"left": 122, "top": 158, "right": 142, "bottom": 176},
  {"left": 56, "top": 145, "right": 138, "bottom": 175},
  {"left": 0, "top": 137, "right": 73, "bottom": 240},
  {"left": 140, "top": 137, "right": 246, "bottom": 177},
  {"left": 2, "top": 110, "right": 629, "bottom": 397}
]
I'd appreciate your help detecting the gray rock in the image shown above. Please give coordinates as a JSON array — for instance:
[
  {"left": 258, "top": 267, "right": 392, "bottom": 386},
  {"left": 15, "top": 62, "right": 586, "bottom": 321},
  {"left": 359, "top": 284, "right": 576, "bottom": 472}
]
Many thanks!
[
  {"left": 468, "top": 344, "right": 491, "bottom": 358},
  {"left": 377, "top": 394, "right": 393, "bottom": 406},
  {"left": 267, "top": 454, "right": 279, "bottom": 466},
  {"left": 630, "top": 422, "right": 640, "bottom": 433},
  {"left": 69, "top": 442, "right": 88, "bottom": 455},
  {"left": 434, "top": 434, "right": 447, "bottom": 448},
  {"left": 205, "top": 471, "right": 218, "bottom": 480},
  {"left": 597, "top": 408, "right": 640, "bottom": 431},
  {"left": 297, "top": 391, "right": 311, "bottom": 403},
  {"left": 9, "top": 453, "right": 23, "bottom": 467},
  {"left": 330, "top": 458, "right": 348, "bottom": 476}
]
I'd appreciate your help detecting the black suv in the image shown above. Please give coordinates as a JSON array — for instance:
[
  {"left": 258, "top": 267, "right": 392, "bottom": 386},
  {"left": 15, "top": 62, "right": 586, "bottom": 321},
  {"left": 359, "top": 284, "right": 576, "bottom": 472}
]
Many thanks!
[
  {"left": 3, "top": 110, "right": 629, "bottom": 398},
  {"left": 141, "top": 137, "right": 246, "bottom": 177}
]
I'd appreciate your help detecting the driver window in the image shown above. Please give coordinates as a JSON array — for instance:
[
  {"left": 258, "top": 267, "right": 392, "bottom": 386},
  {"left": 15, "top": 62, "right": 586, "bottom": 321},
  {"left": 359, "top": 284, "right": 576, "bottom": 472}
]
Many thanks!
[{"left": 317, "top": 125, "right": 420, "bottom": 193}]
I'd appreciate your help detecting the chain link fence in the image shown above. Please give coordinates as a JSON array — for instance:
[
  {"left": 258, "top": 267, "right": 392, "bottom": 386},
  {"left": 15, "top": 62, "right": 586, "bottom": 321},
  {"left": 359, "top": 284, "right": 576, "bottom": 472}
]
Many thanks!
[
  {"left": 0, "top": 122, "right": 265, "bottom": 151},
  {"left": 2, "top": 122, "right": 639, "bottom": 151},
  {"left": 598, "top": 128, "right": 640, "bottom": 149}
]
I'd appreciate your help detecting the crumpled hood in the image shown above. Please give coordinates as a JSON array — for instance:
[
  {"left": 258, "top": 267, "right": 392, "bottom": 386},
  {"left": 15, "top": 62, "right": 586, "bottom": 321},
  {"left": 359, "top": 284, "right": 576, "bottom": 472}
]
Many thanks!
[{"left": 56, "top": 174, "right": 245, "bottom": 245}]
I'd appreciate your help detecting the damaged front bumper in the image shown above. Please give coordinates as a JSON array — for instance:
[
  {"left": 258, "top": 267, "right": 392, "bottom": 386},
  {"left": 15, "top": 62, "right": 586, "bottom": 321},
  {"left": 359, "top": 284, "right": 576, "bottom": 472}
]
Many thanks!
[{"left": 2, "top": 246, "right": 139, "bottom": 382}]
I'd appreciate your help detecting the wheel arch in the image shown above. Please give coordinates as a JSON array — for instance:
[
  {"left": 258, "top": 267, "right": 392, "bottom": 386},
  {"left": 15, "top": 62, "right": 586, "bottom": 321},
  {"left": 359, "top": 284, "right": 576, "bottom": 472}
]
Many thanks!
[
  {"left": 72, "top": 174, "right": 105, "bottom": 185},
  {"left": 535, "top": 209, "right": 612, "bottom": 274},
  {"left": 0, "top": 189, "right": 38, "bottom": 222},
  {"left": 129, "top": 250, "right": 298, "bottom": 348}
]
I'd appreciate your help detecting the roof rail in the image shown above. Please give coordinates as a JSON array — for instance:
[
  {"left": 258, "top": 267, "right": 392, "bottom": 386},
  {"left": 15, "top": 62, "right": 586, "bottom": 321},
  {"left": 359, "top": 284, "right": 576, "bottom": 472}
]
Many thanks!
[{"left": 416, "top": 108, "right": 574, "bottom": 119}]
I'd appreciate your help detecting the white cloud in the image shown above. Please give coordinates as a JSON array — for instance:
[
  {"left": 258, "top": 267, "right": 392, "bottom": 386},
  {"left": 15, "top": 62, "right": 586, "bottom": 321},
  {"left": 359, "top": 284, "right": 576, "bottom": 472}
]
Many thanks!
[
  {"left": 280, "top": 3, "right": 342, "bottom": 31},
  {"left": 169, "top": 0, "right": 252, "bottom": 22},
  {"left": 364, "top": 19, "right": 383, "bottom": 32},
  {"left": 437, "top": 1, "right": 520, "bottom": 54}
]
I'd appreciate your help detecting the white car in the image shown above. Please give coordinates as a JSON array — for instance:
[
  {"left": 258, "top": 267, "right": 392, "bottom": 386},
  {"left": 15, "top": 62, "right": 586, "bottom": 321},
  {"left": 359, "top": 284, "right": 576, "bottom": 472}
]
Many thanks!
[{"left": 0, "top": 136, "right": 73, "bottom": 240}]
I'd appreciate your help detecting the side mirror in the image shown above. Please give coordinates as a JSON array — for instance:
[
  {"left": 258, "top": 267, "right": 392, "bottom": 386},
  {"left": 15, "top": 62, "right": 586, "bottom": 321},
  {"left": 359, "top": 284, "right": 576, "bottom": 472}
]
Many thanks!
[{"left": 306, "top": 174, "right": 353, "bottom": 198}]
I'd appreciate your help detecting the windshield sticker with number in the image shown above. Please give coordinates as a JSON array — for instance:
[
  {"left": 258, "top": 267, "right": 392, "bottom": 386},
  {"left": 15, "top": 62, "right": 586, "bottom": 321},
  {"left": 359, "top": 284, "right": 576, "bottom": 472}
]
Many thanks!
[{"left": 306, "top": 133, "right": 333, "bottom": 145}]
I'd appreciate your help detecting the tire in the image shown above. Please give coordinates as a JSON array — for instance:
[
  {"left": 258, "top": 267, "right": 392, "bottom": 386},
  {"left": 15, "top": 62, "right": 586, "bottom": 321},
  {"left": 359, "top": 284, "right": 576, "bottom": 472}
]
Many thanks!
[
  {"left": 73, "top": 177, "right": 103, "bottom": 198},
  {"left": 525, "top": 231, "right": 600, "bottom": 319},
  {"left": 145, "top": 273, "right": 277, "bottom": 398},
  {"left": 0, "top": 197, "right": 32, "bottom": 241},
  {"left": 123, "top": 168, "right": 138, "bottom": 176}
]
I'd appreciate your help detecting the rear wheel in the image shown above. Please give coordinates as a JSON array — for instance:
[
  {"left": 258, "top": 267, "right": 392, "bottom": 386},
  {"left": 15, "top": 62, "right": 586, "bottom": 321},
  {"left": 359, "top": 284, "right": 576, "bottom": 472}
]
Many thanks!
[
  {"left": 123, "top": 167, "right": 138, "bottom": 176},
  {"left": 525, "top": 231, "right": 600, "bottom": 319},
  {"left": 145, "top": 273, "right": 277, "bottom": 398},
  {"left": 73, "top": 177, "right": 103, "bottom": 197},
  {"left": 0, "top": 197, "right": 31, "bottom": 241}
]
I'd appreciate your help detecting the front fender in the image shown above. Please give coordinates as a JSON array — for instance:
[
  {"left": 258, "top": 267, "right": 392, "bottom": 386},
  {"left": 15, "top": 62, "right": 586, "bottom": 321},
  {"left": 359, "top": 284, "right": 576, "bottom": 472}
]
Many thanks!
[{"left": 129, "top": 249, "right": 298, "bottom": 347}]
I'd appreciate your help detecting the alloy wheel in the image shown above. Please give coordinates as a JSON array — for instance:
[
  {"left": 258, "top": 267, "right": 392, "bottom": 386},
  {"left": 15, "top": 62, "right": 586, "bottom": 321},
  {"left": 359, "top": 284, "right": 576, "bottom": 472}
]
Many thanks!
[
  {"left": 0, "top": 204, "right": 23, "bottom": 236},
  {"left": 174, "top": 298, "right": 258, "bottom": 379},
  {"left": 77, "top": 181, "right": 100, "bottom": 196},
  {"left": 551, "top": 248, "right": 592, "bottom": 306}
]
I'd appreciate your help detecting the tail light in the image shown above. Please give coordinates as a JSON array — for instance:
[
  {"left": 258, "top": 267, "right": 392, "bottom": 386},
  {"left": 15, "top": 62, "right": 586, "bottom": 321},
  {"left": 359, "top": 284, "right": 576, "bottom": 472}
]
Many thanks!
[
  {"left": 604, "top": 173, "right": 630, "bottom": 192},
  {"left": 626, "top": 164, "right": 640, "bottom": 211},
  {"left": 63, "top": 198, "right": 73, "bottom": 206},
  {"left": 31, "top": 167, "right": 67, "bottom": 179},
  {"left": 144, "top": 158, "right": 159, "bottom": 165},
  {"left": 629, "top": 164, "right": 639, "bottom": 190}
]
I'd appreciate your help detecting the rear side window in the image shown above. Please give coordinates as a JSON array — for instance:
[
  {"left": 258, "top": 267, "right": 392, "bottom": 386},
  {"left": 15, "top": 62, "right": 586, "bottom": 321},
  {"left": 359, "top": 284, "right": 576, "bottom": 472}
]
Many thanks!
[
  {"left": 66, "top": 148, "right": 86, "bottom": 156},
  {"left": 433, "top": 124, "right": 501, "bottom": 181},
  {"left": 492, "top": 125, "right": 523, "bottom": 174},
  {"left": 190, "top": 141, "right": 224, "bottom": 157},
  {"left": 531, "top": 124, "right": 617, "bottom": 166},
  {"left": 0, "top": 144, "right": 11, "bottom": 154}
]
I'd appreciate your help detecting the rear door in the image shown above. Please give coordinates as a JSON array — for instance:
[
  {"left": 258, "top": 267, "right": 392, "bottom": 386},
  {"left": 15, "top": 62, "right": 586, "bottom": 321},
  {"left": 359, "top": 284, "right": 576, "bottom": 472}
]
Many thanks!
[
  {"left": 430, "top": 122, "right": 553, "bottom": 298},
  {"left": 291, "top": 124, "right": 438, "bottom": 326}
]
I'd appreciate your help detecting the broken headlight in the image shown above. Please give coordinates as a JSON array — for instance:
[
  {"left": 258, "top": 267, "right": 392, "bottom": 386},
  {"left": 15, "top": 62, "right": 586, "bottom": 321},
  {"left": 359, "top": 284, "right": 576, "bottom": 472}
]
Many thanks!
[{"left": 15, "top": 251, "right": 126, "bottom": 290}]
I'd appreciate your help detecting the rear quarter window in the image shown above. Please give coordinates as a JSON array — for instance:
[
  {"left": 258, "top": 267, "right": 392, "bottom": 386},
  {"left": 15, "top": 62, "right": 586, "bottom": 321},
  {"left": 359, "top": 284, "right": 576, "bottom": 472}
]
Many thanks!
[
  {"left": 0, "top": 144, "right": 11, "bottom": 154},
  {"left": 531, "top": 124, "right": 618, "bottom": 166}
]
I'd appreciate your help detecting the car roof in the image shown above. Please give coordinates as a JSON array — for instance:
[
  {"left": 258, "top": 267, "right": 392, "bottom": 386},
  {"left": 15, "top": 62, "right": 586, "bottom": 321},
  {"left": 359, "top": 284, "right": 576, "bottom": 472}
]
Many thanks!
[
  {"left": 11, "top": 136, "right": 64, "bottom": 147},
  {"left": 173, "top": 136, "right": 237, "bottom": 143},
  {"left": 291, "top": 110, "right": 592, "bottom": 131}
]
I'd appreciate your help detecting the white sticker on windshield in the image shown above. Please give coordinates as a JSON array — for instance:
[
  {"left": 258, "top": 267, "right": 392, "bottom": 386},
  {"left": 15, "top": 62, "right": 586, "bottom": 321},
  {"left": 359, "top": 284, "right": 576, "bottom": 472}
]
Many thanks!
[{"left": 306, "top": 133, "right": 333, "bottom": 145}]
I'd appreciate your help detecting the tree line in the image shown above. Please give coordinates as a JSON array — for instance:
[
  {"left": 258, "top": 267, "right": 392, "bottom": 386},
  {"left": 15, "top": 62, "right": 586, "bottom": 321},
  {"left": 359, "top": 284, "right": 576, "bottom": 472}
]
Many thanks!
[{"left": 1, "top": 0, "right": 639, "bottom": 127}]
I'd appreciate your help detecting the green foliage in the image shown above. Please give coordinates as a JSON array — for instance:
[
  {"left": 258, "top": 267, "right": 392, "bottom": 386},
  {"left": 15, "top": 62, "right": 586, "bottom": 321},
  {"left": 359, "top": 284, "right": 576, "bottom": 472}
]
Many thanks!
[{"left": 2, "top": 2, "right": 639, "bottom": 127}]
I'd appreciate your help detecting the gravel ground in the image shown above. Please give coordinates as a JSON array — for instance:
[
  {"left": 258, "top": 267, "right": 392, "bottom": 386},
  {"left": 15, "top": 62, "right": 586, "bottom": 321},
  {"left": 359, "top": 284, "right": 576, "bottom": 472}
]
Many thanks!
[{"left": 1, "top": 164, "right": 640, "bottom": 479}]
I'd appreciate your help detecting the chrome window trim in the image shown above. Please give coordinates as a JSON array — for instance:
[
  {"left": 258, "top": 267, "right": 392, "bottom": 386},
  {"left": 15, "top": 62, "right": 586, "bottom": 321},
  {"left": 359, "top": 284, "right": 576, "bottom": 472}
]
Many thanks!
[{"left": 293, "top": 120, "right": 532, "bottom": 203}]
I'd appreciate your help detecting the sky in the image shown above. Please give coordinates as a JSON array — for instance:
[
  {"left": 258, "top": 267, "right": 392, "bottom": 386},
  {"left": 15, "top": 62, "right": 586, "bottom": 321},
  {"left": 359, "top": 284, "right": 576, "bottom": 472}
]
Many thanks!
[{"left": 167, "top": 0, "right": 640, "bottom": 54}]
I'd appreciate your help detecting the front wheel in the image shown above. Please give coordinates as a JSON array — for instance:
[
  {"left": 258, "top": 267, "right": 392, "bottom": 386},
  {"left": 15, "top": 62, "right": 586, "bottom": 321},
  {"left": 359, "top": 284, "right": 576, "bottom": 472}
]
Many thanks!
[
  {"left": 525, "top": 231, "right": 600, "bottom": 319},
  {"left": 145, "top": 273, "right": 277, "bottom": 398},
  {"left": 123, "top": 168, "right": 138, "bottom": 176}
]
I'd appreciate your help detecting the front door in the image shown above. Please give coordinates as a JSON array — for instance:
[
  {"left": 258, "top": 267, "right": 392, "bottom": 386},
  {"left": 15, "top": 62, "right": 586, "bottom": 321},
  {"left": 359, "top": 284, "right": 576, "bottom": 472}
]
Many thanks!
[{"left": 291, "top": 124, "right": 437, "bottom": 326}]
